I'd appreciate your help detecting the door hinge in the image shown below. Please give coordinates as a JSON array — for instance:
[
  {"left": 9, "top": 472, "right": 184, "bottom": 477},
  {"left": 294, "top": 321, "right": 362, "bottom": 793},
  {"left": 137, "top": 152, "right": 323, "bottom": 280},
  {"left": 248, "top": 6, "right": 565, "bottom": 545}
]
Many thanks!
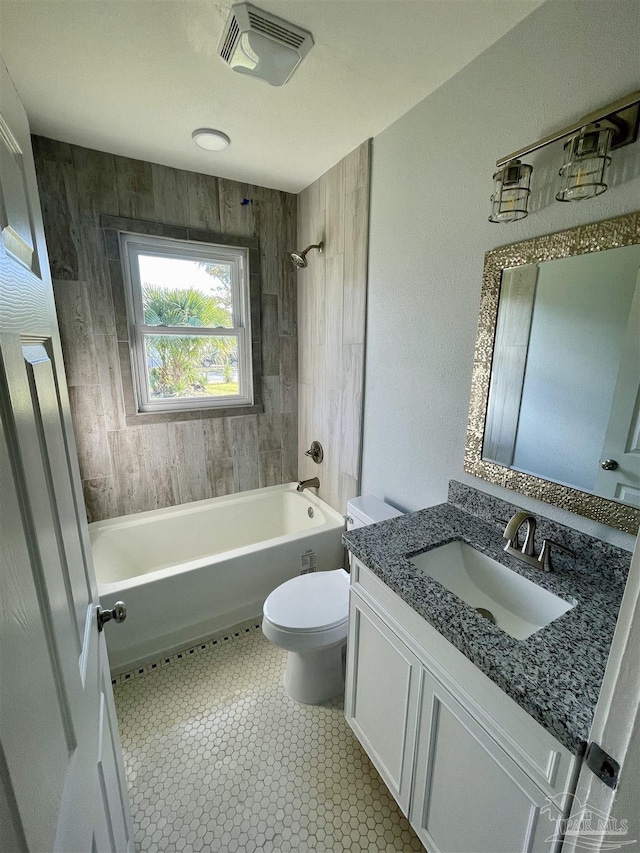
[{"left": 585, "top": 741, "right": 620, "bottom": 789}]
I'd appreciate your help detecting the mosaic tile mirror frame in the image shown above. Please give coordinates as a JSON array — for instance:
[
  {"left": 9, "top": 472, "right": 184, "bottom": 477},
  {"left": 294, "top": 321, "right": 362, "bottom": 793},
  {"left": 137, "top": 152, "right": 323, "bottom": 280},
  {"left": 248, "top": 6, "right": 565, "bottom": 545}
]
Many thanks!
[{"left": 465, "top": 211, "right": 640, "bottom": 535}]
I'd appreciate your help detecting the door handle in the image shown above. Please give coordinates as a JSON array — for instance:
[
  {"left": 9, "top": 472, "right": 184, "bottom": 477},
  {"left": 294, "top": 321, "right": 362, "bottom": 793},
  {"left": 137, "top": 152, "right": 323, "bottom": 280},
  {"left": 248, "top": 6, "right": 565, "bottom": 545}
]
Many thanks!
[
  {"left": 97, "top": 601, "right": 127, "bottom": 632},
  {"left": 600, "top": 459, "right": 619, "bottom": 470}
]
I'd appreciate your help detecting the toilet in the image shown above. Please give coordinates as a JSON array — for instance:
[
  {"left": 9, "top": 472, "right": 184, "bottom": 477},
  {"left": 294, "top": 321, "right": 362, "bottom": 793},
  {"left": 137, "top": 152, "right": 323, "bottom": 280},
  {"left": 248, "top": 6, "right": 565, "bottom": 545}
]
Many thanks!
[{"left": 262, "top": 495, "right": 403, "bottom": 704}]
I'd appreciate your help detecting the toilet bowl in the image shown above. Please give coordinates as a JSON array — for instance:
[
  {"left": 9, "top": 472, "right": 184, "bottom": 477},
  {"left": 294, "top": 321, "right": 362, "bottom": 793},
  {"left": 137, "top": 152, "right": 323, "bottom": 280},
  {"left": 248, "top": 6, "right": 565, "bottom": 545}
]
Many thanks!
[
  {"left": 263, "top": 495, "right": 404, "bottom": 705},
  {"left": 262, "top": 569, "right": 349, "bottom": 704}
]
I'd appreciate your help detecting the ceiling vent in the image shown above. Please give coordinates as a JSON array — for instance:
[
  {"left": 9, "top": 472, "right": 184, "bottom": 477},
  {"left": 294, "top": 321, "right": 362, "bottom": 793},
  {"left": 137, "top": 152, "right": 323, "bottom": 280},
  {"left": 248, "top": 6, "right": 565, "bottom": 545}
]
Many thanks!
[{"left": 218, "top": 3, "right": 314, "bottom": 87}]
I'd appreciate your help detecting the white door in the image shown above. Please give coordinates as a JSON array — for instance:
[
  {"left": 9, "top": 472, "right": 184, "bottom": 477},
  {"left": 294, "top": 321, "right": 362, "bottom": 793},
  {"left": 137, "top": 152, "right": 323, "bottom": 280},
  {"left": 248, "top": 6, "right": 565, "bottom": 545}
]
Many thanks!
[
  {"left": 562, "top": 540, "right": 640, "bottom": 852},
  {"left": 595, "top": 273, "right": 640, "bottom": 507},
  {"left": 0, "top": 57, "right": 134, "bottom": 852}
]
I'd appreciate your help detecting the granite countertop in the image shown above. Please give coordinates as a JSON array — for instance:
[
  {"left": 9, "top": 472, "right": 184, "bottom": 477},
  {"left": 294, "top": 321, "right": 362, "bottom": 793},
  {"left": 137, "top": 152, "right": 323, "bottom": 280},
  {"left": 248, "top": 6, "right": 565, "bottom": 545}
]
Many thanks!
[{"left": 343, "top": 496, "right": 631, "bottom": 755}]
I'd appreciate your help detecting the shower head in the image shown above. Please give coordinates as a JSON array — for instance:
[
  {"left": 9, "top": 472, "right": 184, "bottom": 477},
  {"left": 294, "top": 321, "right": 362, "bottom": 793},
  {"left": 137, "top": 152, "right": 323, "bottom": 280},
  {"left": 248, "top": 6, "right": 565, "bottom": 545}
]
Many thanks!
[{"left": 290, "top": 242, "right": 323, "bottom": 269}]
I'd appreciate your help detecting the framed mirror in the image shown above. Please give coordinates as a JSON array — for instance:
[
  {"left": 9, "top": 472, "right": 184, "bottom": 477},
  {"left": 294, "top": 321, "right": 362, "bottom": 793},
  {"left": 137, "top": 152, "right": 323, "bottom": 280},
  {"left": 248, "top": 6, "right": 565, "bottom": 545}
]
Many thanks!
[{"left": 465, "top": 211, "right": 640, "bottom": 534}]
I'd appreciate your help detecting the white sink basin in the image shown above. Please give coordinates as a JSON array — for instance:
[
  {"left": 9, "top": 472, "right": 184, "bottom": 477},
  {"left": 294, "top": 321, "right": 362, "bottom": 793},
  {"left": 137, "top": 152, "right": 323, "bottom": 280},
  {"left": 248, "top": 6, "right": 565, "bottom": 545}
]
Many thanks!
[{"left": 409, "top": 541, "right": 574, "bottom": 640}]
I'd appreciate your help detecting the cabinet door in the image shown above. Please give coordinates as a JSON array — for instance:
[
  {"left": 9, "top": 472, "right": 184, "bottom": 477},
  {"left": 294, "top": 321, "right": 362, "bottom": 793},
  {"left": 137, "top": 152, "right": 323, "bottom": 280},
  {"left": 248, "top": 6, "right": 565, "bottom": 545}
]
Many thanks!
[
  {"left": 345, "top": 592, "right": 420, "bottom": 815},
  {"left": 412, "top": 667, "right": 564, "bottom": 853}
]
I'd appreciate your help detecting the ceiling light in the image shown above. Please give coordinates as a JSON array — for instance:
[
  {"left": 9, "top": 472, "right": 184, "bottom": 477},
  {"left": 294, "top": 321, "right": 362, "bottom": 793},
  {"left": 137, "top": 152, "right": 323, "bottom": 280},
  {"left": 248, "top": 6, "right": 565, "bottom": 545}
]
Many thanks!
[{"left": 192, "top": 129, "right": 231, "bottom": 151}]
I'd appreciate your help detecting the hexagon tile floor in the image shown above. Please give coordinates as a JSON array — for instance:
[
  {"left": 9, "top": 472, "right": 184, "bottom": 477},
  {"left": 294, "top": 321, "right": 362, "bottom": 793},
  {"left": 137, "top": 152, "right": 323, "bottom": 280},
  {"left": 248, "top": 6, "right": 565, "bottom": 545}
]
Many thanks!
[{"left": 113, "top": 621, "right": 424, "bottom": 852}]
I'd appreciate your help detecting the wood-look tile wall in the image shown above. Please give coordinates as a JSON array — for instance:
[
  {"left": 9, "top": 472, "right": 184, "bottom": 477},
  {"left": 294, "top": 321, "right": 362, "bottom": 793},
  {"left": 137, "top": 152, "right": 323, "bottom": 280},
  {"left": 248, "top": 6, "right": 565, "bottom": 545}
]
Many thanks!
[
  {"left": 33, "top": 136, "right": 297, "bottom": 522},
  {"left": 297, "top": 142, "right": 370, "bottom": 513}
]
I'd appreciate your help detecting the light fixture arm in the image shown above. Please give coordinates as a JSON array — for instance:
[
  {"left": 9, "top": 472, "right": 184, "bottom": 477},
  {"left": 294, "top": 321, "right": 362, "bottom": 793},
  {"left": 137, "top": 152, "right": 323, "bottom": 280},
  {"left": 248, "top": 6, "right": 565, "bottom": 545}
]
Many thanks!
[{"left": 495, "top": 89, "right": 640, "bottom": 168}]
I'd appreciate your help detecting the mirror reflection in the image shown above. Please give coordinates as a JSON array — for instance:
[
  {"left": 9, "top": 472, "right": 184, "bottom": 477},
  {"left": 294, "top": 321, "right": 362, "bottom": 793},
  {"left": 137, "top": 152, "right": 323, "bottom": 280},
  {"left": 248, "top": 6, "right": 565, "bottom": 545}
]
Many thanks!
[{"left": 484, "top": 243, "right": 640, "bottom": 508}]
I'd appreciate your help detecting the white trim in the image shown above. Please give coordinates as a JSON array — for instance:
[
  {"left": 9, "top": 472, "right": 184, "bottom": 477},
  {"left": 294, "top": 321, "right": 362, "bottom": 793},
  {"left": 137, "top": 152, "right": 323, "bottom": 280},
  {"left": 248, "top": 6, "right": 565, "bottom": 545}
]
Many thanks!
[
  {"left": 562, "top": 538, "right": 640, "bottom": 852},
  {"left": 119, "top": 231, "right": 254, "bottom": 412}
]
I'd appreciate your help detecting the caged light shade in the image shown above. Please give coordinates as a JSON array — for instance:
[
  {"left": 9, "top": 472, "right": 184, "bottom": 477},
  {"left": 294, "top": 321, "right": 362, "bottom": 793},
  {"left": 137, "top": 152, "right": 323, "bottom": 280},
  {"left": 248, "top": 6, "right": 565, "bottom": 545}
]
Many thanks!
[
  {"left": 488, "top": 159, "right": 533, "bottom": 223},
  {"left": 488, "top": 90, "right": 640, "bottom": 222},
  {"left": 555, "top": 123, "right": 613, "bottom": 202}
]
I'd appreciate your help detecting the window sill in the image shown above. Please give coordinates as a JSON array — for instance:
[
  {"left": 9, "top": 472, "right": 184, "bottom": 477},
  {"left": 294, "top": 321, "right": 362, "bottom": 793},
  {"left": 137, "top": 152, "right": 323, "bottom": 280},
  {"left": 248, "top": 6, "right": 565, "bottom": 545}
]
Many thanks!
[{"left": 124, "top": 403, "right": 264, "bottom": 427}]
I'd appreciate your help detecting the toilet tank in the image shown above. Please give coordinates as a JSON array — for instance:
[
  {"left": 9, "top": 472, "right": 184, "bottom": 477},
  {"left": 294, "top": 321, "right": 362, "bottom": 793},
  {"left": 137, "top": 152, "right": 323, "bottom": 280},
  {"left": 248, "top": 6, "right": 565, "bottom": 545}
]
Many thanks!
[{"left": 346, "top": 495, "right": 403, "bottom": 531}]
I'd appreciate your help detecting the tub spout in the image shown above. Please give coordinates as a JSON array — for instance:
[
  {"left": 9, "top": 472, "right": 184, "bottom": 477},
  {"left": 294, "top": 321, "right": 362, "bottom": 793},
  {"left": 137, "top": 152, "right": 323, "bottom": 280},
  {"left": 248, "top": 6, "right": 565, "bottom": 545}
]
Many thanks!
[{"left": 297, "top": 477, "right": 320, "bottom": 492}]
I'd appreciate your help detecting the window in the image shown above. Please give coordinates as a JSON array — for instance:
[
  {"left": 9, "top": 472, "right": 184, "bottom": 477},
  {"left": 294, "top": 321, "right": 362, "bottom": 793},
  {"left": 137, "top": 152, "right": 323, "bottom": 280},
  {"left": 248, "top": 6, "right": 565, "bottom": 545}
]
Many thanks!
[{"left": 120, "top": 232, "right": 253, "bottom": 413}]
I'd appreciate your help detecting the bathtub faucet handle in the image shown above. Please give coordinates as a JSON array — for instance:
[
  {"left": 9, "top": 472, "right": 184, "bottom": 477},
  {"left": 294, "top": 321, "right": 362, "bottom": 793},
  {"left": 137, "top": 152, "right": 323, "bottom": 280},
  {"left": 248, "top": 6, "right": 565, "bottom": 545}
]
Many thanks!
[{"left": 97, "top": 600, "right": 127, "bottom": 632}]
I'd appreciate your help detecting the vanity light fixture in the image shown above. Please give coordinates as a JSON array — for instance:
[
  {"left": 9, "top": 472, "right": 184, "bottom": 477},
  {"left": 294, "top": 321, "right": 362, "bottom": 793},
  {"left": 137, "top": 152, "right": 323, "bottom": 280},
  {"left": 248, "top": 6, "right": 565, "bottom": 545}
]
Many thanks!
[
  {"left": 192, "top": 128, "right": 231, "bottom": 151},
  {"left": 489, "top": 89, "right": 640, "bottom": 221},
  {"left": 488, "top": 159, "right": 533, "bottom": 223}
]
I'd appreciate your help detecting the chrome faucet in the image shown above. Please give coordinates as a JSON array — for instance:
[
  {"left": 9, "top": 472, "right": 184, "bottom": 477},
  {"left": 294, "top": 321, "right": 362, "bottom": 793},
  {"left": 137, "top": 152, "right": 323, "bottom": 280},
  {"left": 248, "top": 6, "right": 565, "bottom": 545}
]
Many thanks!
[
  {"left": 502, "top": 511, "right": 575, "bottom": 572},
  {"left": 503, "top": 511, "right": 537, "bottom": 556},
  {"left": 297, "top": 477, "right": 320, "bottom": 492}
]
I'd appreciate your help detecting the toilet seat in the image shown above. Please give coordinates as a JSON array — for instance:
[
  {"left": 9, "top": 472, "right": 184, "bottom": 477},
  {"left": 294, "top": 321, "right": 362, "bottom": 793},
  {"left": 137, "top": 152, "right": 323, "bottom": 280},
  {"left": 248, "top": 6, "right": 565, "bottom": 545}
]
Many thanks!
[{"left": 263, "top": 569, "right": 349, "bottom": 632}]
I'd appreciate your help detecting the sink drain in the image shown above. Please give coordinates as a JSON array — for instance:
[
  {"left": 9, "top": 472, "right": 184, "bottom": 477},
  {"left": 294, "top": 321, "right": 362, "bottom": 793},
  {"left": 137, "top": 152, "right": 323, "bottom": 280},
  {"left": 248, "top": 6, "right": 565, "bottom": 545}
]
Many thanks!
[{"left": 475, "top": 607, "right": 496, "bottom": 624}]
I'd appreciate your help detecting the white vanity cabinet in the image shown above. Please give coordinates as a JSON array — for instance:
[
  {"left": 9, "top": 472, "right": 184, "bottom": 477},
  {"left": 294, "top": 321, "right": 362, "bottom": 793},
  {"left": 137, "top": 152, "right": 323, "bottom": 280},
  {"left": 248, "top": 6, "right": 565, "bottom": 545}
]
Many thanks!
[
  {"left": 344, "top": 593, "right": 421, "bottom": 814},
  {"left": 345, "top": 558, "right": 579, "bottom": 853}
]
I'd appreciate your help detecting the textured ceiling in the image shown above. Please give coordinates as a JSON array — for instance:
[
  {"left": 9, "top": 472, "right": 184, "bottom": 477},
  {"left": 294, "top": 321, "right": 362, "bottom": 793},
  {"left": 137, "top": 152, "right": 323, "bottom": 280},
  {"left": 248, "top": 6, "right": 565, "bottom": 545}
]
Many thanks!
[{"left": 0, "top": 0, "right": 542, "bottom": 192}]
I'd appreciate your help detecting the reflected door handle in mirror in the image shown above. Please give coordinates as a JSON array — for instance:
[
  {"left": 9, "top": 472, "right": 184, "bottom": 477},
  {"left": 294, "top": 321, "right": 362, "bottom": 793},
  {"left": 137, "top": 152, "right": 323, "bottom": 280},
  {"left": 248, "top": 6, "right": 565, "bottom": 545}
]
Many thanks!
[
  {"left": 97, "top": 601, "right": 127, "bottom": 632},
  {"left": 600, "top": 459, "right": 619, "bottom": 470}
]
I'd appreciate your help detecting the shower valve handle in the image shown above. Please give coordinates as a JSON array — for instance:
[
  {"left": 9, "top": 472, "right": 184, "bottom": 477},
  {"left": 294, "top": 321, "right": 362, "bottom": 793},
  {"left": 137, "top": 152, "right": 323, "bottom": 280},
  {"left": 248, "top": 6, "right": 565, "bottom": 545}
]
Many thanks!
[
  {"left": 304, "top": 441, "right": 324, "bottom": 464},
  {"left": 97, "top": 601, "right": 127, "bottom": 632}
]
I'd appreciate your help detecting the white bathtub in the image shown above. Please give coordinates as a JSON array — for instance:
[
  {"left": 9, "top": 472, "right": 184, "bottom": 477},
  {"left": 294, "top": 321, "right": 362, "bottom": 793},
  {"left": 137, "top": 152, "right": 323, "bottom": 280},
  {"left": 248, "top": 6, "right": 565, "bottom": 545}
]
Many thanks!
[{"left": 90, "top": 483, "right": 346, "bottom": 673}]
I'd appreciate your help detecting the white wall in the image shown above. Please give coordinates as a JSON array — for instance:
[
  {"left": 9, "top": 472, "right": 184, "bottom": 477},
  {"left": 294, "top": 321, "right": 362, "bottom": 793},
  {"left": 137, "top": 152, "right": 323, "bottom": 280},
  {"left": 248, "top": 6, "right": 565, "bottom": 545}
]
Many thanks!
[{"left": 361, "top": 0, "right": 640, "bottom": 549}]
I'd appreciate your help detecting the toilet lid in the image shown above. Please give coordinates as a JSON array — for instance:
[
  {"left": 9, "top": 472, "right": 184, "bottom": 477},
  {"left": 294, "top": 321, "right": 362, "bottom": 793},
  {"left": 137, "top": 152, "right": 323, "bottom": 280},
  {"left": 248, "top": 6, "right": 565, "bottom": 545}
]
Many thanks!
[{"left": 263, "top": 569, "right": 349, "bottom": 632}]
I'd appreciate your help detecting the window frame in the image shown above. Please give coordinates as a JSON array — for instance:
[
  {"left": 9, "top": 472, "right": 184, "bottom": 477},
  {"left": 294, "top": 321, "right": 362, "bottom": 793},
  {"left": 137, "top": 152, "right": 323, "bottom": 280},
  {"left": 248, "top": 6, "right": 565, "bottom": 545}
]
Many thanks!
[{"left": 119, "top": 231, "right": 254, "bottom": 413}]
